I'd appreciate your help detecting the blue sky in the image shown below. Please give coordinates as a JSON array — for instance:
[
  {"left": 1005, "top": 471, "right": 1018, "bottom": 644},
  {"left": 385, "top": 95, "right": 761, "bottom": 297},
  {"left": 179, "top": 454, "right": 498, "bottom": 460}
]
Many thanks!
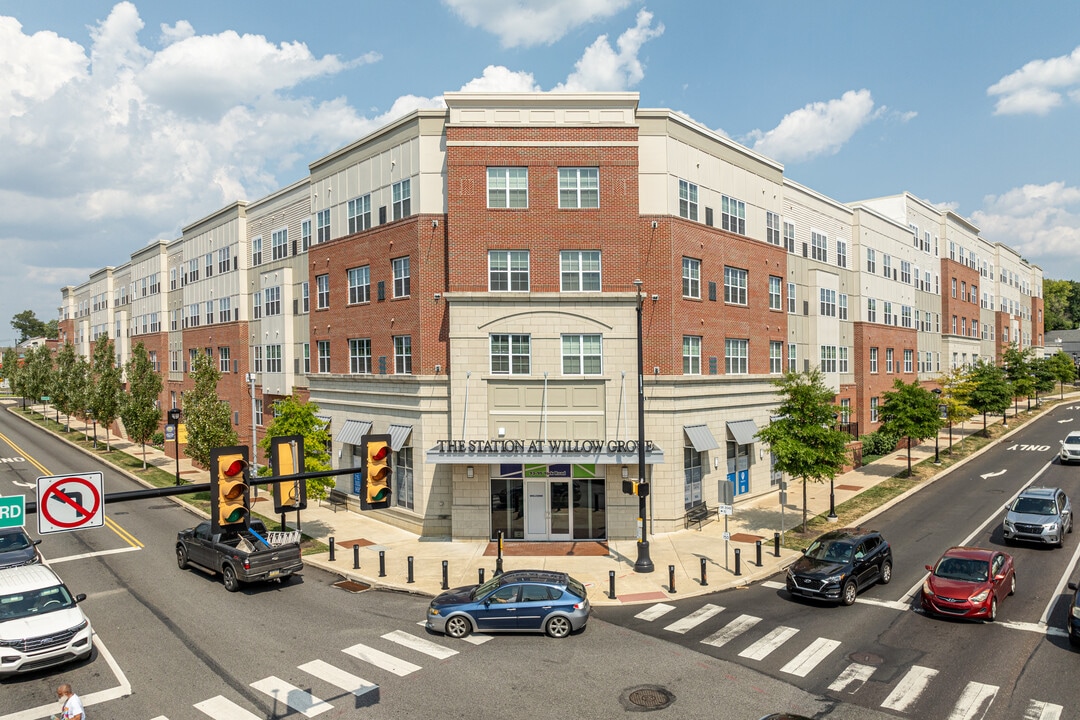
[{"left": 2, "top": 0, "right": 1080, "bottom": 340}]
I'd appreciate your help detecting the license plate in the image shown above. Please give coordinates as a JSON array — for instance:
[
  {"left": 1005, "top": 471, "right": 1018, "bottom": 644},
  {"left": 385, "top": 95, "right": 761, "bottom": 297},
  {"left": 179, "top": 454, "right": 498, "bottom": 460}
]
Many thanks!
[{"left": 267, "top": 570, "right": 280, "bottom": 578}]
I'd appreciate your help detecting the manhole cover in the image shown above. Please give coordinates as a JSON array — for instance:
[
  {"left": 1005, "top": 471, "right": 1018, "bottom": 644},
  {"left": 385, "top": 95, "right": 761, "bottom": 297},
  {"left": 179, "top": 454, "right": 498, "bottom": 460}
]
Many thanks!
[
  {"left": 849, "top": 651, "right": 884, "bottom": 665},
  {"left": 333, "top": 580, "right": 371, "bottom": 593},
  {"left": 620, "top": 685, "right": 675, "bottom": 712}
]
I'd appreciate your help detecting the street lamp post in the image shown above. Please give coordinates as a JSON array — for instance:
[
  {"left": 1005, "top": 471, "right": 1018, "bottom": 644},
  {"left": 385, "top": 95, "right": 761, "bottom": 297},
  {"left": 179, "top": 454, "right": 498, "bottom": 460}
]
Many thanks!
[
  {"left": 827, "top": 413, "right": 838, "bottom": 521},
  {"left": 246, "top": 373, "right": 259, "bottom": 491},
  {"left": 633, "top": 279, "right": 653, "bottom": 573},
  {"left": 931, "top": 389, "right": 943, "bottom": 464}
]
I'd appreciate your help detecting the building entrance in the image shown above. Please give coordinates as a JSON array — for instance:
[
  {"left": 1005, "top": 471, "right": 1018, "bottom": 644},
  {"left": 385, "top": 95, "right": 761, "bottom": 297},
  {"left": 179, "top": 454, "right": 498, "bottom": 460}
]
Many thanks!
[{"left": 490, "top": 464, "right": 606, "bottom": 541}]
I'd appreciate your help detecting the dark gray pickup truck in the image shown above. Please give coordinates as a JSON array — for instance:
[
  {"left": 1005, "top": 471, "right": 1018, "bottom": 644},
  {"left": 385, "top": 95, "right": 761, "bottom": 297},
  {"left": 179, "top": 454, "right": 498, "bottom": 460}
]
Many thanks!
[{"left": 176, "top": 520, "right": 303, "bottom": 591}]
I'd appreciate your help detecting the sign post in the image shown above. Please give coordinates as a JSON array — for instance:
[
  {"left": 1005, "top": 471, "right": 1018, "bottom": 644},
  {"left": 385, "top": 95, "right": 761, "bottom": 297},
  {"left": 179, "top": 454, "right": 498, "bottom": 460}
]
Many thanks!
[
  {"left": 167, "top": 408, "right": 182, "bottom": 485},
  {"left": 36, "top": 473, "right": 105, "bottom": 535},
  {"left": 0, "top": 495, "right": 25, "bottom": 528}
]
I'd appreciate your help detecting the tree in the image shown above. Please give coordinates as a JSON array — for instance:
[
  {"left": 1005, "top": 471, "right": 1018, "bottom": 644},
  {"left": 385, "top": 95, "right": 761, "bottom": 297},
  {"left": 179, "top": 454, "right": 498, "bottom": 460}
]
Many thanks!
[
  {"left": 184, "top": 351, "right": 238, "bottom": 469},
  {"left": 1031, "top": 356, "right": 1058, "bottom": 405},
  {"left": 10, "top": 310, "right": 49, "bottom": 343},
  {"left": 90, "top": 336, "right": 123, "bottom": 451},
  {"left": 51, "top": 342, "right": 81, "bottom": 431},
  {"left": 1043, "top": 279, "right": 1074, "bottom": 331},
  {"left": 1046, "top": 350, "right": 1078, "bottom": 398},
  {"left": 1002, "top": 344, "right": 1035, "bottom": 415},
  {"left": 122, "top": 342, "right": 163, "bottom": 469},
  {"left": 938, "top": 366, "right": 975, "bottom": 453},
  {"left": 755, "top": 369, "right": 850, "bottom": 531},
  {"left": 967, "top": 360, "right": 1012, "bottom": 433},
  {"left": 257, "top": 396, "right": 334, "bottom": 502},
  {"left": 22, "top": 344, "right": 53, "bottom": 416},
  {"left": 2, "top": 347, "right": 20, "bottom": 398},
  {"left": 71, "top": 356, "right": 92, "bottom": 431},
  {"left": 878, "top": 379, "right": 943, "bottom": 476}
]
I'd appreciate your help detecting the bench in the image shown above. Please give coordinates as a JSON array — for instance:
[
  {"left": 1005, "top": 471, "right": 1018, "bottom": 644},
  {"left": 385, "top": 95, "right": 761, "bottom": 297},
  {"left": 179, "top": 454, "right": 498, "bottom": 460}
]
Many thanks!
[
  {"left": 684, "top": 502, "right": 719, "bottom": 530},
  {"left": 325, "top": 489, "right": 349, "bottom": 512}
]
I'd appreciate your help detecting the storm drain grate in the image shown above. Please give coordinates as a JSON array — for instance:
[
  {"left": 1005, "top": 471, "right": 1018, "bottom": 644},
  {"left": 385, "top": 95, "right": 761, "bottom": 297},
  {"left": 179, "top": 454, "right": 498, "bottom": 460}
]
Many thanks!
[
  {"left": 333, "top": 580, "right": 371, "bottom": 593},
  {"left": 621, "top": 685, "right": 676, "bottom": 712}
]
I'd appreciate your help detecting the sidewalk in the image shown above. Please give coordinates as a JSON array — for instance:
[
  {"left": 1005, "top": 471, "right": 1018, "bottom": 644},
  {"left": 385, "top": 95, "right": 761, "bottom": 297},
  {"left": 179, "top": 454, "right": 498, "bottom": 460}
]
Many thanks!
[{"left": 3, "top": 398, "right": 1050, "bottom": 606}]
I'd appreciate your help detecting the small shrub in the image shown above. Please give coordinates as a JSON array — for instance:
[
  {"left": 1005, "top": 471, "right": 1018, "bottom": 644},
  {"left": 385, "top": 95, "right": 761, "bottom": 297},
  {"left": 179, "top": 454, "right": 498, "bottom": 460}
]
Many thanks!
[{"left": 151, "top": 430, "right": 165, "bottom": 447}]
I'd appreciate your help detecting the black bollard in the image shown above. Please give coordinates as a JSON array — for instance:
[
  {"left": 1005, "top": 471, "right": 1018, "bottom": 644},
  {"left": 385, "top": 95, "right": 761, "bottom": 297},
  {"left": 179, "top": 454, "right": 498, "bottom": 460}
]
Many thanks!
[
  {"left": 441, "top": 560, "right": 449, "bottom": 590},
  {"left": 756, "top": 540, "right": 763, "bottom": 567},
  {"left": 609, "top": 570, "right": 616, "bottom": 600},
  {"left": 734, "top": 548, "right": 741, "bottom": 576},
  {"left": 668, "top": 564, "right": 676, "bottom": 594},
  {"left": 328, "top": 536, "right": 335, "bottom": 562},
  {"left": 774, "top": 532, "right": 781, "bottom": 557},
  {"left": 496, "top": 530, "right": 504, "bottom": 576},
  {"left": 353, "top": 543, "right": 361, "bottom": 570},
  {"left": 700, "top": 557, "right": 708, "bottom": 586},
  {"left": 379, "top": 550, "right": 386, "bottom": 578},
  {"left": 407, "top": 556, "right": 415, "bottom": 584},
  {"left": 479, "top": 568, "right": 485, "bottom": 584}
]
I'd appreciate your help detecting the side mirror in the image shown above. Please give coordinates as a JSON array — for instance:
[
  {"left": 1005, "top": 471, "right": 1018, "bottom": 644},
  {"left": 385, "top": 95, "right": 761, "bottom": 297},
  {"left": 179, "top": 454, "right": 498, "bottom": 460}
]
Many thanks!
[
  {"left": 32, "top": 539, "right": 41, "bottom": 547},
  {"left": 924, "top": 564, "right": 934, "bottom": 573},
  {"left": 74, "top": 593, "right": 86, "bottom": 603},
  {"left": 1069, "top": 582, "right": 1078, "bottom": 591},
  {"left": 994, "top": 573, "right": 1006, "bottom": 582}
]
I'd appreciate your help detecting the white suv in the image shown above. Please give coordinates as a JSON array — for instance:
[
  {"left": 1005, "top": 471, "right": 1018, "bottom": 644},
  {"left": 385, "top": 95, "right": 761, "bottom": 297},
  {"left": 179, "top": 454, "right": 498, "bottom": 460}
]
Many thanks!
[
  {"left": 1062, "top": 431, "right": 1080, "bottom": 465},
  {"left": 0, "top": 564, "right": 93, "bottom": 676}
]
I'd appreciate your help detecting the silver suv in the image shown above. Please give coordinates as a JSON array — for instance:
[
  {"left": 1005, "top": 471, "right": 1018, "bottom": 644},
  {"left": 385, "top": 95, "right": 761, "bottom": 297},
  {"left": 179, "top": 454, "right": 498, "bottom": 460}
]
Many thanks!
[
  {"left": 1061, "top": 431, "right": 1080, "bottom": 464},
  {"left": 1003, "top": 486, "right": 1072, "bottom": 548}
]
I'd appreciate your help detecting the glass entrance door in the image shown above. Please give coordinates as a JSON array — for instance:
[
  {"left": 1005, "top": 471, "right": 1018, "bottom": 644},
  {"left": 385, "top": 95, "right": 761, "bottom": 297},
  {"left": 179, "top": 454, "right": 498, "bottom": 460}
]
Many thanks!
[
  {"left": 524, "top": 481, "right": 548, "bottom": 540},
  {"left": 549, "top": 480, "right": 571, "bottom": 540}
]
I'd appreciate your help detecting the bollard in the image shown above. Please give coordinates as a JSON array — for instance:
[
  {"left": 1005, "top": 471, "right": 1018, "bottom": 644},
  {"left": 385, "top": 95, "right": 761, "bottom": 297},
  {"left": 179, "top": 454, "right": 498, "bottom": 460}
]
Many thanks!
[
  {"left": 479, "top": 568, "right": 485, "bottom": 584},
  {"left": 407, "top": 556, "right": 415, "bottom": 584},
  {"left": 379, "top": 550, "right": 386, "bottom": 578},
  {"left": 496, "top": 530, "right": 504, "bottom": 576},
  {"left": 756, "top": 540, "right": 763, "bottom": 567},
  {"left": 700, "top": 557, "right": 708, "bottom": 586},
  {"left": 734, "top": 548, "right": 741, "bottom": 576},
  {"left": 608, "top": 570, "right": 616, "bottom": 600},
  {"left": 328, "top": 536, "right": 336, "bottom": 562},
  {"left": 353, "top": 543, "right": 361, "bottom": 570},
  {"left": 774, "top": 532, "right": 781, "bottom": 557},
  {"left": 668, "top": 564, "right": 676, "bottom": 594},
  {"left": 442, "top": 560, "right": 449, "bottom": 590}
]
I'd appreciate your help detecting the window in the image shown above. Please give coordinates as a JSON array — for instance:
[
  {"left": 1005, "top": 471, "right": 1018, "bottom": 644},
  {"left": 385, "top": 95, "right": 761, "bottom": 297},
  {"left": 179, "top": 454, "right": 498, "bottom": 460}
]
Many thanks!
[
  {"left": 316, "top": 274, "right": 329, "bottom": 309},
  {"left": 558, "top": 168, "right": 599, "bottom": 208},
  {"left": 560, "top": 250, "right": 601, "bottom": 292},
  {"left": 170, "top": 267, "right": 177, "bottom": 291},
  {"left": 303, "top": 343, "right": 310, "bottom": 373},
  {"left": 783, "top": 221, "right": 796, "bottom": 252},
  {"left": 348, "top": 266, "right": 370, "bottom": 304},
  {"left": 562, "top": 334, "right": 602, "bottom": 375},
  {"left": 683, "top": 336, "right": 701, "bottom": 375},
  {"left": 250, "top": 293, "right": 259, "bottom": 321},
  {"left": 254, "top": 398, "right": 263, "bottom": 427},
  {"left": 884, "top": 301, "right": 893, "bottom": 326},
  {"left": 491, "top": 334, "right": 530, "bottom": 374},
  {"left": 393, "top": 257, "right": 411, "bottom": 297},
  {"left": 684, "top": 445, "right": 703, "bottom": 511},
  {"left": 725, "top": 338, "right": 748, "bottom": 374},
  {"left": 952, "top": 315, "right": 957, "bottom": 334},
  {"left": 272, "top": 229, "right": 288, "bottom": 260},
  {"left": 839, "top": 347, "right": 849, "bottom": 373},
  {"left": 218, "top": 347, "right": 231, "bottom": 373},
  {"left": 217, "top": 246, "right": 232, "bottom": 274},
  {"left": 683, "top": 258, "right": 701, "bottom": 299},
  {"left": 394, "top": 335, "right": 413, "bottom": 374},
  {"left": 349, "top": 338, "right": 371, "bottom": 374},
  {"left": 317, "top": 340, "right": 330, "bottom": 373},
  {"left": 886, "top": 348, "right": 894, "bottom": 373},
  {"left": 150, "top": 272, "right": 161, "bottom": 293},
  {"left": 819, "top": 288, "right": 837, "bottom": 317},
  {"left": 904, "top": 349, "right": 913, "bottom": 374},
  {"left": 301, "top": 282, "right": 309, "bottom": 313},
  {"left": 766, "top": 211, "right": 781, "bottom": 246},
  {"left": 787, "top": 282, "right": 796, "bottom": 314},
  {"left": 348, "top": 194, "right": 372, "bottom": 233},
  {"left": 721, "top": 195, "right": 746, "bottom": 235},
  {"left": 840, "top": 399, "right": 851, "bottom": 424},
  {"left": 252, "top": 345, "right": 262, "bottom": 373},
  {"left": 820, "top": 345, "right": 837, "bottom": 373},
  {"left": 951, "top": 277, "right": 957, "bottom": 298},
  {"left": 301, "top": 219, "right": 311, "bottom": 252},
  {"left": 811, "top": 231, "right": 827, "bottom": 262},
  {"left": 678, "top": 180, "right": 698, "bottom": 221},
  {"left": 488, "top": 168, "right": 528, "bottom": 209},
  {"left": 316, "top": 209, "right": 330, "bottom": 244},
  {"left": 489, "top": 250, "right": 529, "bottom": 292},
  {"left": 252, "top": 236, "right": 263, "bottom": 266},
  {"left": 392, "top": 179, "right": 411, "bottom": 220},
  {"left": 219, "top": 297, "right": 231, "bottom": 324},
  {"left": 395, "top": 447, "right": 414, "bottom": 510},
  {"left": 266, "top": 344, "right": 282, "bottom": 373},
  {"left": 205, "top": 301, "right": 213, "bottom": 326},
  {"left": 769, "top": 341, "right": 782, "bottom": 374},
  {"left": 839, "top": 293, "right": 848, "bottom": 320},
  {"left": 900, "top": 261, "right": 911, "bottom": 284},
  {"left": 836, "top": 240, "right": 847, "bottom": 268},
  {"left": 264, "top": 286, "right": 282, "bottom": 316},
  {"left": 901, "top": 305, "right": 912, "bottom": 328},
  {"left": 871, "top": 397, "right": 879, "bottom": 423},
  {"left": 788, "top": 343, "right": 797, "bottom": 372},
  {"left": 769, "top": 276, "right": 782, "bottom": 310},
  {"left": 724, "top": 266, "right": 747, "bottom": 305},
  {"left": 882, "top": 254, "right": 891, "bottom": 278}
]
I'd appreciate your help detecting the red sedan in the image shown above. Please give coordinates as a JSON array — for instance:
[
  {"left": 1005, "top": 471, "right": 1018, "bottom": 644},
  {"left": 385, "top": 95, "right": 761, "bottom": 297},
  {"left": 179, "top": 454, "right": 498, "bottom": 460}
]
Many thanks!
[{"left": 921, "top": 547, "right": 1015, "bottom": 621}]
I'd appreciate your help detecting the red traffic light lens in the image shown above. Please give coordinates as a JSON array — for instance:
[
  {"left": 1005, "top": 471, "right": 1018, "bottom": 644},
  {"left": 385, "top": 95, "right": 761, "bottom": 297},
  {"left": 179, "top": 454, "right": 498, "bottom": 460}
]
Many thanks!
[
  {"left": 223, "top": 459, "right": 247, "bottom": 477},
  {"left": 371, "top": 445, "right": 389, "bottom": 461}
]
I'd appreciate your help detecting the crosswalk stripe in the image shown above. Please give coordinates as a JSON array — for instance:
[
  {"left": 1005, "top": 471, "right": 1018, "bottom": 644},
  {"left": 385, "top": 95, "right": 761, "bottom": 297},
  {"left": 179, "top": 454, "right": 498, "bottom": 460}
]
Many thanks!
[
  {"left": 761, "top": 581, "right": 786, "bottom": 590},
  {"left": 881, "top": 665, "right": 939, "bottom": 712},
  {"left": 664, "top": 604, "right": 724, "bottom": 634},
  {"left": 462, "top": 633, "right": 494, "bottom": 645},
  {"left": 342, "top": 643, "right": 422, "bottom": 676},
  {"left": 194, "top": 696, "right": 263, "bottom": 720},
  {"left": 779, "top": 637, "right": 841, "bottom": 677},
  {"left": 738, "top": 626, "right": 798, "bottom": 661},
  {"left": 1024, "top": 700, "right": 1064, "bottom": 720},
  {"left": 250, "top": 677, "right": 333, "bottom": 718},
  {"left": 383, "top": 630, "right": 459, "bottom": 659},
  {"left": 635, "top": 603, "right": 676, "bottom": 621},
  {"left": 298, "top": 659, "right": 378, "bottom": 697},
  {"left": 701, "top": 614, "right": 760, "bottom": 648},
  {"left": 828, "top": 662, "right": 875, "bottom": 694},
  {"left": 947, "top": 682, "right": 997, "bottom": 720}
]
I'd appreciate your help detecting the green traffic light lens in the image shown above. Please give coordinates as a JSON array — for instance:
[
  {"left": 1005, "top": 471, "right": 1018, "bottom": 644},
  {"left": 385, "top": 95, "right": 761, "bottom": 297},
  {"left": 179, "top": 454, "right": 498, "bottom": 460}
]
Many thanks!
[
  {"left": 372, "top": 488, "right": 389, "bottom": 501},
  {"left": 224, "top": 508, "right": 245, "bottom": 522}
]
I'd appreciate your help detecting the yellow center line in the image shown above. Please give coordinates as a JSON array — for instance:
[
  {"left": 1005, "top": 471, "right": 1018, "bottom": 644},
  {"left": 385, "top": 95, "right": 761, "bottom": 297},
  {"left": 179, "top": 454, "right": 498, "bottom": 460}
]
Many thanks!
[{"left": 0, "top": 429, "right": 143, "bottom": 549}]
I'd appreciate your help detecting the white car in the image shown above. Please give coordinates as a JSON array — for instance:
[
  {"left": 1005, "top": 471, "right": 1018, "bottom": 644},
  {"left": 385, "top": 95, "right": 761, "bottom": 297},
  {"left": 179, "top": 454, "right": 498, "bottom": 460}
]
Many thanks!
[
  {"left": 1062, "top": 431, "right": 1080, "bottom": 465},
  {"left": 0, "top": 564, "right": 93, "bottom": 676}
]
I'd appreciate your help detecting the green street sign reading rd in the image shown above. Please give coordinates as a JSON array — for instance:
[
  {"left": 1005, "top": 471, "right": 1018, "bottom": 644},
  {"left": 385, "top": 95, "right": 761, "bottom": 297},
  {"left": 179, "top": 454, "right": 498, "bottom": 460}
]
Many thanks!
[{"left": 0, "top": 495, "right": 26, "bottom": 529}]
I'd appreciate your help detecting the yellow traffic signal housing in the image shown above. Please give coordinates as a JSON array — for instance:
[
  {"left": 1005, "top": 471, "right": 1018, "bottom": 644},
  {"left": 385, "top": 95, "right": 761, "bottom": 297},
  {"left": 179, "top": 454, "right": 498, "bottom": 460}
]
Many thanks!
[
  {"left": 271, "top": 435, "right": 307, "bottom": 513},
  {"left": 361, "top": 434, "right": 392, "bottom": 510},
  {"left": 210, "top": 446, "right": 250, "bottom": 534}
]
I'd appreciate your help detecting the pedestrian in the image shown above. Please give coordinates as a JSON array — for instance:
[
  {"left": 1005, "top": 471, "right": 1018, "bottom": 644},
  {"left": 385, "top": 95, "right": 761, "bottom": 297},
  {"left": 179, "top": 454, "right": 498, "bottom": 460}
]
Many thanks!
[{"left": 52, "top": 683, "right": 84, "bottom": 720}]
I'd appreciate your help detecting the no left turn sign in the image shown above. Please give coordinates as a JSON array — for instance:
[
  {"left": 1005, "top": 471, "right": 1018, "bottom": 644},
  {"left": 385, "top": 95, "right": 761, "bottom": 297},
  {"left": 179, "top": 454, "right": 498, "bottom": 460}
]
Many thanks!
[{"left": 36, "top": 472, "right": 105, "bottom": 534}]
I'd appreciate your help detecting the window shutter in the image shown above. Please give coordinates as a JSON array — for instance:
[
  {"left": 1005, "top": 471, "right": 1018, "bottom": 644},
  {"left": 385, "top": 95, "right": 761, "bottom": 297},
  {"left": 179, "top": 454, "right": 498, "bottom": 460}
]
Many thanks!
[
  {"left": 379, "top": 356, "right": 387, "bottom": 375},
  {"left": 379, "top": 206, "right": 387, "bottom": 224},
  {"left": 377, "top": 281, "right": 385, "bottom": 301},
  {"left": 233, "top": 411, "right": 239, "bottom": 425},
  {"left": 709, "top": 357, "right": 718, "bottom": 375},
  {"left": 293, "top": 299, "right": 299, "bottom": 315},
  {"left": 802, "top": 243, "right": 808, "bottom": 258},
  {"left": 708, "top": 281, "right": 717, "bottom": 302},
  {"left": 705, "top": 207, "right": 713, "bottom": 227},
  {"left": 233, "top": 359, "right": 239, "bottom": 374}
]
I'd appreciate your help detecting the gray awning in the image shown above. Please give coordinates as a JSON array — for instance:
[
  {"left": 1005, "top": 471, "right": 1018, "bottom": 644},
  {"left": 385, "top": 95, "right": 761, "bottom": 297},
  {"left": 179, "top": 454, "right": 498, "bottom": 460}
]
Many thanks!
[
  {"left": 727, "top": 419, "right": 760, "bottom": 446},
  {"left": 388, "top": 424, "right": 413, "bottom": 452},
  {"left": 337, "top": 419, "right": 372, "bottom": 446},
  {"left": 315, "top": 414, "right": 331, "bottom": 426},
  {"left": 684, "top": 424, "right": 720, "bottom": 452}
]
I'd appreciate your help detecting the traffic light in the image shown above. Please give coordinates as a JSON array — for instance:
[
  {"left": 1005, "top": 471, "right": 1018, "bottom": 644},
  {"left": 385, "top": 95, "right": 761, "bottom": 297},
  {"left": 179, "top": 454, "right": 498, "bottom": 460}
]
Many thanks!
[
  {"left": 360, "top": 434, "right": 392, "bottom": 510},
  {"left": 621, "top": 480, "right": 650, "bottom": 497},
  {"left": 210, "top": 446, "right": 250, "bottom": 534},
  {"left": 271, "top": 435, "right": 307, "bottom": 513}
]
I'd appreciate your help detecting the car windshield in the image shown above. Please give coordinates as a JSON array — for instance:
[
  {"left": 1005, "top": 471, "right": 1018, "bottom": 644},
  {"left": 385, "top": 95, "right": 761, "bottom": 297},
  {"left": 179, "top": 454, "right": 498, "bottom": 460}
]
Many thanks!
[
  {"left": 934, "top": 557, "right": 989, "bottom": 582},
  {"left": 1065, "top": 436, "right": 1080, "bottom": 446},
  {"left": 0, "top": 532, "right": 31, "bottom": 551},
  {"left": 0, "top": 585, "right": 77, "bottom": 621},
  {"left": 804, "top": 539, "right": 853, "bottom": 563},
  {"left": 1012, "top": 497, "right": 1056, "bottom": 515},
  {"left": 471, "top": 576, "right": 502, "bottom": 600}
]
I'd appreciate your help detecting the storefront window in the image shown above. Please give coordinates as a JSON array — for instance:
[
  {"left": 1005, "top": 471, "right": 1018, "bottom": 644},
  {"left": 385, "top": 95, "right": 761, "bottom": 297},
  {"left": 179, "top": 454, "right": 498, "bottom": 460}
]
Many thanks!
[{"left": 684, "top": 446, "right": 702, "bottom": 510}]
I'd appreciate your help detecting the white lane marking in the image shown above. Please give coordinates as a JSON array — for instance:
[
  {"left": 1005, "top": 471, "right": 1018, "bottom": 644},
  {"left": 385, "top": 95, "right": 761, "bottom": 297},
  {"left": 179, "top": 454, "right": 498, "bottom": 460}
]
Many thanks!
[
  {"left": 635, "top": 602, "right": 676, "bottom": 621},
  {"left": 761, "top": 580, "right": 785, "bottom": 590},
  {"left": 881, "top": 665, "right": 939, "bottom": 712},
  {"left": 780, "top": 637, "right": 841, "bottom": 677},
  {"left": 738, "top": 626, "right": 798, "bottom": 661},
  {"left": 664, "top": 604, "right": 724, "bottom": 634},
  {"left": 946, "top": 681, "right": 997, "bottom": 720},
  {"left": 47, "top": 545, "right": 141, "bottom": 564},
  {"left": 1024, "top": 700, "right": 1064, "bottom": 720},
  {"left": 342, "top": 643, "right": 421, "bottom": 676},
  {"left": 250, "top": 677, "right": 333, "bottom": 717},
  {"left": 1041, "top": 526, "right": 1080, "bottom": 626},
  {"left": 382, "top": 630, "right": 458, "bottom": 659},
  {"left": 828, "top": 662, "right": 875, "bottom": 694},
  {"left": 701, "top": 614, "right": 760, "bottom": 648},
  {"left": 854, "top": 597, "right": 910, "bottom": 611},
  {"left": 194, "top": 696, "right": 263, "bottom": 720},
  {"left": 299, "top": 659, "right": 377, "bottom": 697}
]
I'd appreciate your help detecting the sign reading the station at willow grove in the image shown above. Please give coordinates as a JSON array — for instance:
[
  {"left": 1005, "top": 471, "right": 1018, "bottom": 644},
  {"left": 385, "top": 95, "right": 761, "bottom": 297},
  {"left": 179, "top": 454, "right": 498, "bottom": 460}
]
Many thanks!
[{"left": 431, "top": 439, "right": 657, "bottom": 455}]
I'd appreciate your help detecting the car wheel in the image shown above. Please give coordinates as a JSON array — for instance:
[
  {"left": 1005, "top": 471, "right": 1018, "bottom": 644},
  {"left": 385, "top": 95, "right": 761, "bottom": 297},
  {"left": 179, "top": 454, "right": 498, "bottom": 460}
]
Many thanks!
[
  {"left": 445, "top": 615, "right": 472, "bottom": 639},
  {"left": 841, "top": 581, "right": 858, "bottom": 606},
  {"left": 988, "top": 596, "right": 998, "bottom": 622},
  {"left": 176, "top": 546, "right": 188, "bottom": 570},
  {"left": 222, "top": 565, "right": 240, "bottom": 592},
  {"left": 1070, "top": 632, "right": 1080, "bottom": 649},
  {"left": 880, "top": 561, "right": 893, "bottom": 585},
  {"left": 545, "top": 615, "right": 572, "bottom": 638},
  {"left": 1009, "top": 573, "right": 1016, "bottom": 596}
]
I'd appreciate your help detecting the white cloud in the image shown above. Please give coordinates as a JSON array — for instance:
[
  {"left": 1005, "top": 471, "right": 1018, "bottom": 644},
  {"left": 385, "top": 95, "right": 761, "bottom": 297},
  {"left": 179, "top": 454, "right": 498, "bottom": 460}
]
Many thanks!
[
  {"left": 459, "top": 65, "right": 542, "bottom": 92},
  {"left": 746, "top": 89, "right": 882, "bottom": 164},
  {"left": 971, "top": 182, "right": 1080, "bottom": 276},
  {"left": 443, "top": 0, "right": 631, "bottom": 48},
  {"left": 0, "top": 16, "right": 86, "bottom": 122},
  {"left": 988, "top": 45, "right": 1080, "bottom": 115},
  {"left": 554, "top": 9, "right": 664, "bottom": 91}
]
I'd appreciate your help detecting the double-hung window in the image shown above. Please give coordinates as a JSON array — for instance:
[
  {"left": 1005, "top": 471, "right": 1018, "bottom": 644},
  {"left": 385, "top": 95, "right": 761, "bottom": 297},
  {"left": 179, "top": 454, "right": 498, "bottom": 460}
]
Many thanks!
[
  {"left": 819, "top": 288, "right": 837, "bottom": 317},
  {"left": 783, "top": 221, "right": 796, "bottom": 252},
  {"left": 867, "top": 298, "right": 877, "bottom": 323},
  {"left": 349, "top": 338, "right": 371, "bottom": 374},
  {"left": 904, "top": 349, "right": 914, "bottom": 373},
  {"left": 679, "top": 180, "right": 698, "bottom": 221},
  {"left": 348, "top": 266, "right": 370, "bottom": 304},
  {"left": 787, "top": 283, "right": 796, "bottom": 314},
  {"left": 683, "top": 258, "right": 701, "bottom": 299},
  {"left": 392, "top": 179, "right": 411, "bottom": 220},
  {"left": 811, "top": 231, "right": 827, "bottom": 262},
  {"left": 725, "top": 339, "right": 748, "bottom": 374},
  {"left": 721, "top": 195, "right": 746, "bottom": 235},
  {"left": 316, "top": 209, "right": 330, "bottom": 244},
  {"left": 766, "top": 212, "right": 781, "bottom": 246},
  {"left": 769, "top": 276, "right": 782, "bottom": 310},
  {"left": 272, "top": 229, "right": 288, "bottom": 260},
  {"left": 393, "top": 257, "right": 411, "bottom": 297},
  {"left": 491, "top": 334, "right": 530, "bottom": 374},
  {"left": 886, "top": 348, "right": 894, "bottom": 373},
  {"left": 252, "top": 346, "right": 262, "bottom": 372},
  {"left": 724, "top": 266, "right": 747, "bottom": 305},
  {"left": 867, "top": 248, "right": 876, "bottom": 273},
  {"left": 839, "top": 347, "right": 849, "bottom": 373},
  {"left": 683, "top": 336, "right": 701, "bottom": 375},
  {"left": 820, "top": 345, "right": 838, "bottom": 373},
  {"left": 489, "top": 250, "right": 529, "bottom": 292},
  {"left": 301, "top": 282, "right": 309, "bottom": 313},
  {"left": 562, "top": 334, "right": 602, "bottom": 375},
  {"left": 266, "top": 344, "right": 282, "bottom": 373},
  {"left": 219, "top": 297, "right": 231, "bottom": 324},
  {"left": 316, "top": 274, "right": 329, "bottom": 309},
  {"left": 218, "top": 347, "right": 230, "bottom": 373},
  {"left": 836, "top": 240, "right": 847, "bottom": 268},
  {"left": 560, "top": 250, "right": 600, "bottom": 291},
  {"left": 301, "top": 219, "right": 311, "bottom": 252},
  {"left": 788, "top": 343, "right": 797, "bottom": 372},
  {"left": 884, "top": 301, "right": 893, "bottom": 326},
  {"left": 839, "top": 293, "right": 848, "bottom": 320},
  {"left": 317, "top": 340, "right": 330, "bottom": 373},
  {"left": 348, "top": 195, "right": 372, "bottom": 233},
  {"left": 870, "top": 347, "right": 878, "bottom": 373},
  {"left": 250, "top": 294, "right": 260, "bottom": 321},
  {"left": 264, "top": 286, "right": 281, "bottom": 316},
  {"left": 558, "top": 168, "right": 598, "bottom": 208},
  {"left": 218, "top": 246, "right": 232, "bottom": 274},
  {"left": 251, "top": 237, "right": 262, "bottom": 267},
  {"left": 487, "top": 168, "right": 528, "bottom": 209},
  {"left": 900, "top": 260, "right": 911, "bottom": 284},
  {"left": 769, "top": 341, "right": 782, "bottom": 374}
]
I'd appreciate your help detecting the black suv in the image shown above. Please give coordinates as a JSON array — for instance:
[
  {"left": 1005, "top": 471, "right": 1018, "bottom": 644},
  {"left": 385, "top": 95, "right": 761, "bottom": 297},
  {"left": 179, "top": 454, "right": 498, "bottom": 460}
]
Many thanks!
[{"left": 786, "top": 528, "right": 892, "bottom": 606}]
